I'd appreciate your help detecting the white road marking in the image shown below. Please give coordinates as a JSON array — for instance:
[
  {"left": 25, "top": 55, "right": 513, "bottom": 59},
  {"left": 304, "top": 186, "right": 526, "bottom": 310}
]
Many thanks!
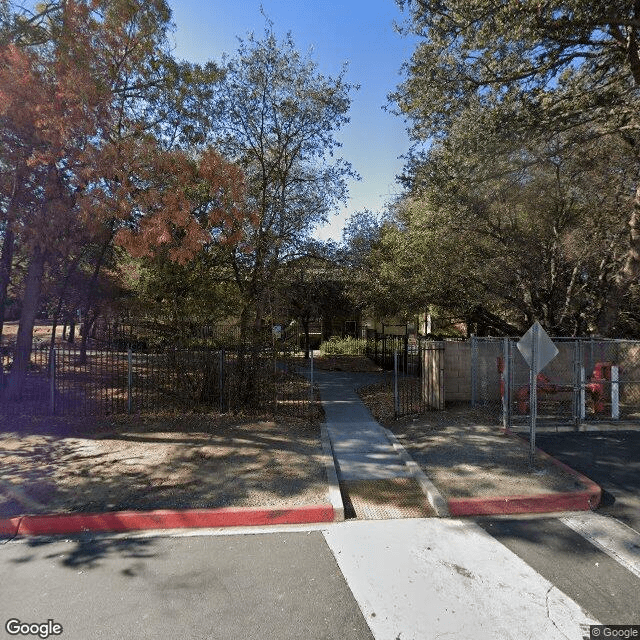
[
  {"left": 560, "top": 512, "right": 640, "bottom": 579},
  {"left": 322, "top": 518, "right": 598, "bottom": 640}
]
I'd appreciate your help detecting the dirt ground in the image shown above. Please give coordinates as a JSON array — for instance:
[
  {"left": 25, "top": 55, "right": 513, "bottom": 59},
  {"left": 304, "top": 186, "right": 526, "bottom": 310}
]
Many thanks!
[
  {"left": 358, "top": 382, "right": 591, "bottom": 499},
  {"left": 0, "top": 413, "right": 328, "bottom": 518}
]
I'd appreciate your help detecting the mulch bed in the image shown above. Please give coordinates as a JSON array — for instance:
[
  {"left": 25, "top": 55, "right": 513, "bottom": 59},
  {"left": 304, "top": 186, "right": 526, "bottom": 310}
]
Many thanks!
[
  {"left": 357, "top": 382, "right": 590, "bottom": 499},
  {"left": 0, "top": 412, "right": 329, "bottom": 519}
]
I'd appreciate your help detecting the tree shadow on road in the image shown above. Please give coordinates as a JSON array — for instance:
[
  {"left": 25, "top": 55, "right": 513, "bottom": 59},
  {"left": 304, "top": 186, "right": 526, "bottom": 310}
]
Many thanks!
[{"left": 5, "top": 532, "right": 158, "bottom": 572}]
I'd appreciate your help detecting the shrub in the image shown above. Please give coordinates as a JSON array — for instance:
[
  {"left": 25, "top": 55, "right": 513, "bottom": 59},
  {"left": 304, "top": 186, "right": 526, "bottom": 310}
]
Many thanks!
[{"left": 319, "top": 336, "right": 366, "bottom": 356}]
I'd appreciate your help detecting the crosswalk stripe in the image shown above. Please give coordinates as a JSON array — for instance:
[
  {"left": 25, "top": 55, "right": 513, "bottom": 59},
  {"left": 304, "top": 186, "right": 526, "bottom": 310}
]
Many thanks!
[
  {"left": 322, "top": 518, "right": 598, "bottom": 640},
  {"left": 560, "top": 512, "right": 640, "bottom": 580}
]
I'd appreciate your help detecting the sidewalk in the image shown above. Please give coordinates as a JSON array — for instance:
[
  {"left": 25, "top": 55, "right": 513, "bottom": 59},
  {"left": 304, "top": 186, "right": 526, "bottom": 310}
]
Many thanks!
[
  {"left": 317, "top": 370, "right": 601, "bottom": 518},
  {"left": 316, "top": 370, "right": 441, "bottom": 519}
]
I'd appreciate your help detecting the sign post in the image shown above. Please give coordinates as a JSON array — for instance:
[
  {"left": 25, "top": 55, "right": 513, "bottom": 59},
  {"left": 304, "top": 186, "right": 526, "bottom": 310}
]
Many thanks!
[
  {"left": 517, "top": 321, "right": 558, "bottom": 466},
  {"left": 529, "top": 324, "right": 538, "bottom": 464}
]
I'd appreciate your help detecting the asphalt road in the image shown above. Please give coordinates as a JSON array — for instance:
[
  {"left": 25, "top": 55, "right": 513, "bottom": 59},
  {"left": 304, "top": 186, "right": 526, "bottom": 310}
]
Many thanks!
[
  {"left": 535, "top": 430, "right": 640, "bottom": 532},
  {"left": 0, "top": 530, "right": 374, "bottom": 640},
  {"left": 474, "top": 429, "right": 640, "bottom": 627},
  {"left": 476, "top": 515, "right": 640, "bottom": 625},
  {"left": 1, "top": 519, "right": 607, "bottom": 640}
]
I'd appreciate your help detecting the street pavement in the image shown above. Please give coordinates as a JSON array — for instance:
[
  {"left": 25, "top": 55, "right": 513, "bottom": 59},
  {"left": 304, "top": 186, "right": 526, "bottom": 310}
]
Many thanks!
[
  {"left": 535, "top": 430, "right": 640, "bottom": 532},
  {"left": 2, "top": 514, "right": 639, "bottom": 640}
]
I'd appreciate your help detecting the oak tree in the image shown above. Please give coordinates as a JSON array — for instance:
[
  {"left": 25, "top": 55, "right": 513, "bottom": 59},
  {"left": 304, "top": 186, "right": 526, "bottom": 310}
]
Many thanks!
[
  {"left": 210, "top": 26, "right": 358, "bottom": 341},
  {"left": 393, "top": 0, "right": 640, "bottom": 334}
]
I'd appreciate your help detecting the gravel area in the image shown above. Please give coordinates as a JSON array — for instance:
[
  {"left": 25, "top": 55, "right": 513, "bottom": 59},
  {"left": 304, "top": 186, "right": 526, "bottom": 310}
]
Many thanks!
[{"left": 0, "top": 413, "right": 328, "bottom": 518}]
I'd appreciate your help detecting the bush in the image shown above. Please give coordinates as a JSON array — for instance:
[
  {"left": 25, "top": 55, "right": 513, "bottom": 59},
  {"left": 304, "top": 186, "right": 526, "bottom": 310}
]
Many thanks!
[{"left": 319, "top": 336, "right": 366, "bottom": 356}]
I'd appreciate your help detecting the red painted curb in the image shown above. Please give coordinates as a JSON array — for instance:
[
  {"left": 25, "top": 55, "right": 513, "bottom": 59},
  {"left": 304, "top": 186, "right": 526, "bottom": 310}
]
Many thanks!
[
  {"left": 0, "top": 504, "right": 335, "bottom": 537},
  {"left": 504, "top": 426, "right": 602, "bottom": 502},
  {"left": 448, "top": 489, "right": 597, "bottom": 517},
  {"left": 446, "top": 428, "right": 602, "bottom": 517}
]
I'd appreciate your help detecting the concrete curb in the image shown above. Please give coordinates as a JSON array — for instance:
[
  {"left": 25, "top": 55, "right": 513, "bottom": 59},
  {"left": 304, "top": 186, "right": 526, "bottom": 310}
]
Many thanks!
[
  {"left": 0, "top": 504, "right": 335, "bottom": 538},
  {"left": 383, "top": 428, "right": 450, "bottom": 517},
  {"left": 321, "top": 423, "right": 345, "bottom": 522},
  {"left": 381, "top": 426, "right": 601, "bottom": 518},
  {"left": 446, "top": 428, "right": 602, "bottom": 516}
]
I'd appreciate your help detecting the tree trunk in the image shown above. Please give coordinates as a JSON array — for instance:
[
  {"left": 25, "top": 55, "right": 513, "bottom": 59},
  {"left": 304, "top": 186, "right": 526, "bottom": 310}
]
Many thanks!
[
  {"left": 50, "top": 255, "right": 82, "bottom": 350},
  {"left": 78, "top": 237, "right": 111, "bottom": 363},
  {"left": 236, "top": 304, "right": 253, "bottom": 407},
  {"left": 0, "top": 163, "right": 24, "bottom": 347},
  {"left": 79, "top": 306, "right": 99, "bottom": 357},
  {"left": 597, "top": 183, "right": 640, "bottom": 335},
  {"left": 0, "top": 223, "right": 15, "bottom": 347},
  {"left": 0, "top": 188, "right": 21, "bottom": 350},
  {"left": 4, "top": 247, "right": 46, "bottom": 400}
]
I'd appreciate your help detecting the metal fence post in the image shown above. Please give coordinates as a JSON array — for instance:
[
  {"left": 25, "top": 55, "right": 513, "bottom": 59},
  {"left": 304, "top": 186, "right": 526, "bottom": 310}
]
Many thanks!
[
  {"left": 310, "top": 347, "right": 314, "bottom": 403},
  {"left": 404, "top": 335, "right": 409, "bottom": 375},
  {"left": 611, "top": 365, "right": 620, "bottom": 420},
  {"left": 49, "top": 346, "right": 56, "bottom": 415},
  {"left": 572, "top": 340, "right": 581, "bottom": 428},
  {"left": 577, "top": 339, "right": 586, "bottom": 424},
  {"left": 529, "top": 324, "right": 539, "bottom": 465},
  {"left": 470, "top": 335, "right": 478, "bottom": 407},
  {"left": 127, "top": 347, "right": 132, "bottom": 414},
  {"left": 219, "top": 349, "right": 224, "bottom": 412},
  {"left": 502, "top": 338, "right": 511, "bottom": 429},
  {"left": 439, "top": 342, "right": 446, "bottom": 411},
  {"left": 394, "top": 350, "right": 399, "bottom": 418}
]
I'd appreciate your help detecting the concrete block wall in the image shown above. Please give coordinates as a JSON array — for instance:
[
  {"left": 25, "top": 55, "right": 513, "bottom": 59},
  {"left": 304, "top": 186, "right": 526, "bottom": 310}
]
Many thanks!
[{"left": 443, "top": 341, "right": 471, "bottom": 403}]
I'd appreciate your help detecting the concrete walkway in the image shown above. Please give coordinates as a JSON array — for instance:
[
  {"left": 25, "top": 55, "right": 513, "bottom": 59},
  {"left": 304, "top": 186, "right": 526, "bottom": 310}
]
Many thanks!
[
  {"left": 314, "top": 370, "right": 441, "bottom": 519},
  {"left": 315, "top": 370, "right": 412, "bottom": 482}
]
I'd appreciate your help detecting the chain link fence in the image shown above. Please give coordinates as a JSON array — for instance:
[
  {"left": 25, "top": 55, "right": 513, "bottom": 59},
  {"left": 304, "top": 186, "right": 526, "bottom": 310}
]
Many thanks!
[{"left": 471, "top": 336, "right": 640, "bottom": 428}]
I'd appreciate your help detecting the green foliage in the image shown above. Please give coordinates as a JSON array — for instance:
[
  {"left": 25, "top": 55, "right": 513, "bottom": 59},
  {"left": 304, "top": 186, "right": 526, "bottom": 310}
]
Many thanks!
[
  {"left": 125, "top": 252, "right": 242, "bottom": 326},
  {"left": 209, "top": 25, "right": 358, "bottom": 327},
  {"left": 393, "top": 1, "right": 640, "bottom": 146},
  {"left": 320, "top": 336, "right": 366, "bottom": 356},
  {"left": 384, "top": 0, "right": 640, "bottom": 335}
]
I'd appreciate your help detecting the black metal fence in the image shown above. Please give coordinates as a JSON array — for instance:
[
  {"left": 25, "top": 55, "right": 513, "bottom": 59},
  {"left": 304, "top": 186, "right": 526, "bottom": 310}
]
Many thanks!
[
  {"left": 362, "top": 329, "right": 446, "bottom": 418},
  {"left": 0, "top": 343, "right": 318, "bottom": 419},
  {"left": 365, "top": 329, "right": 411, "bottom": 371},
  {"left": 89, "top": 318, "right": 243, "bottom": 351}
]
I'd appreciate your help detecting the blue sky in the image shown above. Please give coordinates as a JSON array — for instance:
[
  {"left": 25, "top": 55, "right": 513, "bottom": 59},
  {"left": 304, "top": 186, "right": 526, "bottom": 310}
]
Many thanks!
[{"left": 168, "top": 0, "right": 417, "bottom": 241}]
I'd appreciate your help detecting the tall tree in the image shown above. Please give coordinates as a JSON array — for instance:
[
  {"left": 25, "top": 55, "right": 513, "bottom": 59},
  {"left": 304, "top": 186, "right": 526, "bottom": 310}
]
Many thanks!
[
  {"left": 393, "top": 0, "right": 640, "bottom": 333},
  {"left": 210, "top": 26, "right": 358, "bottom": 341},
  {"left": 0, "top": 0, "right": 195, "bottom": 396},
  {"left": 363, "top": 130, "right": 638, "bottom": 336}
]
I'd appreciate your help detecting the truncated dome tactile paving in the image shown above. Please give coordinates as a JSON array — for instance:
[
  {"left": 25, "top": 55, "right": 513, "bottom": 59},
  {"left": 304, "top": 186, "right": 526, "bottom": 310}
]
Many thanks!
[{"left": 342, "top": 478, "right": 436, "bottom": 520}]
